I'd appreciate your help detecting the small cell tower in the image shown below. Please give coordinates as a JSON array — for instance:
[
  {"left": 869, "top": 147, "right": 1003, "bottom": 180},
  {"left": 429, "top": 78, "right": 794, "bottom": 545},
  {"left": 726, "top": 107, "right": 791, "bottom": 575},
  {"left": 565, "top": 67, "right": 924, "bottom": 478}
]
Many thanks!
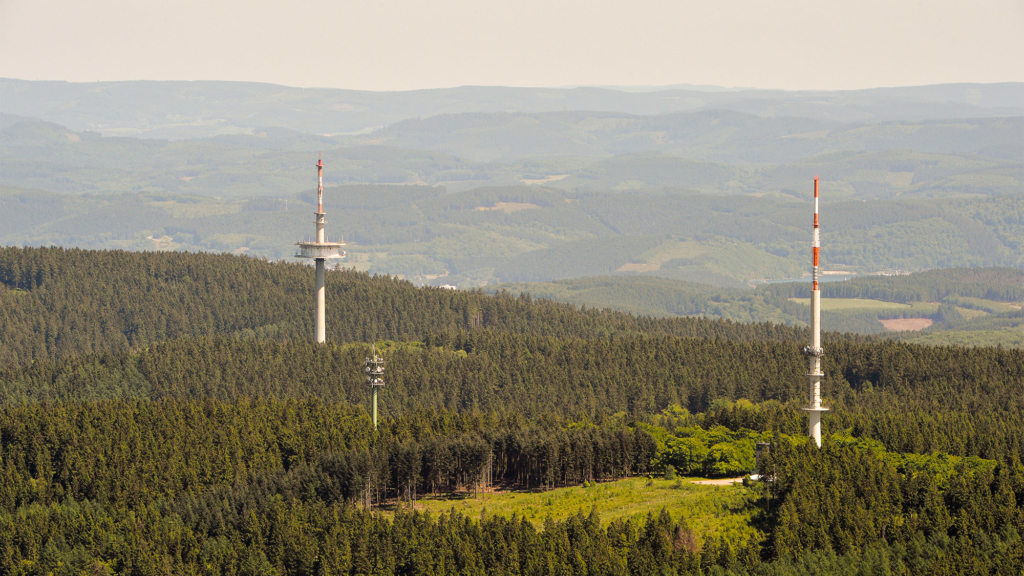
[
  {"left": 364, "top": 345, "right": 385, "bottom": 429},
  {"left": 802, "top": 176, "right": 828, "bottom": 447},
  {"left": 295, "top": 152, "right": 345, "bottom": 343}
]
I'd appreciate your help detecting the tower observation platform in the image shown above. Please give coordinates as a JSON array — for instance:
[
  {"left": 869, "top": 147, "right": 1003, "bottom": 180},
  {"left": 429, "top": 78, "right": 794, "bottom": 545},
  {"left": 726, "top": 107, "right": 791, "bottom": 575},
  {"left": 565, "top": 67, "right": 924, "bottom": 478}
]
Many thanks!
[{"left": 296, "top": 236, "right": 345, "bottom": 260}]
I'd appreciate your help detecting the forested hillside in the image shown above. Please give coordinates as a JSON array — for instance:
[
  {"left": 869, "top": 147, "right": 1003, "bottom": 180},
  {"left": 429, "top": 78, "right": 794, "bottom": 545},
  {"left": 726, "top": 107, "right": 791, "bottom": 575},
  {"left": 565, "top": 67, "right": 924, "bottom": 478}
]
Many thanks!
[
  {"left": 0, "top": 247, "right": 812, "bottom": 364},
  {"left": 2, "top": 340, "right": 1022, "bottom": 573},
  {"left": 1, "top": 246, "right": 1022, "bottom": 573},
  {"left": 4, "top": 332, "right": 1023, "bottom": 450}
]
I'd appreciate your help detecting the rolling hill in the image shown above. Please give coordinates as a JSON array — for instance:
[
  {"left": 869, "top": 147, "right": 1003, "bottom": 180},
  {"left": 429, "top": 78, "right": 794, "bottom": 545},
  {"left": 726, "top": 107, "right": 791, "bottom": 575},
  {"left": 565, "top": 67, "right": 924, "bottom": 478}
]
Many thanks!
[
  {"left": 3, "top": 114, "right": 1020, "bottom": 198},
  {"left": 2, "top": 78, "right": 1021, "bottom": 138},
  {"left": 3, "top": 184, "right": 1021, "bottom": 287},
  {"left": 346, "top": 110, "right": 1024, "bottom": 163}
]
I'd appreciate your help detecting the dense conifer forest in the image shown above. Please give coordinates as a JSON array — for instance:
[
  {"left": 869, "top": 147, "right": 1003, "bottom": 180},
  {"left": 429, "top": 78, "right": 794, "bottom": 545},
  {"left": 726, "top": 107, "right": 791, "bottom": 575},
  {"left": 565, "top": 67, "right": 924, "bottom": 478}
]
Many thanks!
[
  {"left": 0, "top": 247, "right": 819, "bottom": 365},
  {"left": 1, "top": 247, "right": 1021, "bottom": 574}
]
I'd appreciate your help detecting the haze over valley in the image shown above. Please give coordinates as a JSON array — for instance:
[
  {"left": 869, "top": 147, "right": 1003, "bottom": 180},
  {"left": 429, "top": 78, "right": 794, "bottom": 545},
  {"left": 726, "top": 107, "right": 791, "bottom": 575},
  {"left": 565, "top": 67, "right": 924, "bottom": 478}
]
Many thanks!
[{"left": 3, "top": 79, "right": 1022, "bottom": 342}]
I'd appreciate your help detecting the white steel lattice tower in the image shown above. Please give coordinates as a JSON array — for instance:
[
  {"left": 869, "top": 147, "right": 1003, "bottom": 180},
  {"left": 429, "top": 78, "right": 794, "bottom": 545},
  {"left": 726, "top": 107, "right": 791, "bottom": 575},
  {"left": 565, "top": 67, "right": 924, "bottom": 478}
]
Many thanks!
[
  {"left": 364, "top": 345, "right": 385, "bottom": 430},
  {"left": 295, "top": 153, "right": 345, "bottom": 343},
  {"left": 802, "top": 176, "right": 828, "bottom": 447}
]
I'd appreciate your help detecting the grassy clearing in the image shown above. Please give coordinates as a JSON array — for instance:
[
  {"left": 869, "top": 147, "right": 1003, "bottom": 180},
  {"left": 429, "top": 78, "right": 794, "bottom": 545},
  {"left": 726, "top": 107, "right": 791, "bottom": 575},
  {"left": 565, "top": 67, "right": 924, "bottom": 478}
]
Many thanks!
[
  {"left": 386, "top": 477, "right": 761, "bottom": 546},
  {"left": 788, "top": 298, "right": 947, "bottom": 315},
  {"left": 900, "top": 329, "right": 1024, "bottom": 349},
  {"left": 149, "top": 199, "right": 243, "bottom": 219},
  {"left": 879, "top": 318, "right": 933, "bottom": 332},
  {"left": 637, "top": 239, "right": 709, "bottom": 268},
  {"left": 957, "top": 307, "right": 990, "bottom": 321},
  {"left": 949, "top": 297, "right": 1022, "bottom": 314}
]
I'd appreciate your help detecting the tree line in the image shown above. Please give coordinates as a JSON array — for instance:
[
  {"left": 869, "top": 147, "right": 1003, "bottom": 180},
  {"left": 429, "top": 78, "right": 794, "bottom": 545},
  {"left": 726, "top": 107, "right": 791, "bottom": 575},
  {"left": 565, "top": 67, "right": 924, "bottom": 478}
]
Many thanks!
[
  {"left": 3, "top": 331, "right": 1021, "bottom": 421},
  {"left": 0, "top": 246, "right": 824, "bottom": 365},
  {"left": 0, "top": 399, "right": 659, "bottom": 514},
  {"left": 761, "top": 435, "right": 1023, "bottom": 573},
  {"left": 2, "top": 398, "right": 1020, "bottom": 574},
  {"left": 1, "top": 246, "right": 1022, "bottom": 573}
]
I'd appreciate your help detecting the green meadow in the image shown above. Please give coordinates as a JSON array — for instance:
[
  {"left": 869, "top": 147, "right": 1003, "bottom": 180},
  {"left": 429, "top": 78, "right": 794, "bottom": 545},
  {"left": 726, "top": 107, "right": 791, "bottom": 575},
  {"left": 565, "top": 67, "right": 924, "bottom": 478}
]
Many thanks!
[
  {"left": 393, "top": 477, "right": 761, "bottom": 547},
  {"left": 787, "top": 297, "right": 939, "bottom": 312}
]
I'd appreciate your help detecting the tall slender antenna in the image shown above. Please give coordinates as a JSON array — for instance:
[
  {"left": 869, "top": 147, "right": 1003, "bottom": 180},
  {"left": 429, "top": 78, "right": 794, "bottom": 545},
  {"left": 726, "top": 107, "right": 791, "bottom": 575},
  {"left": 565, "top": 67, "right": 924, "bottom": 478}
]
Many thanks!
[
  {"left": 316, "top": 151, "right": 324, "bottom": 214},
  {"left": 802, "top": 176, "right": 828, "bottom": 447},
  {"left": 812, "top": 176, "right": 820, "bottom": 291}
]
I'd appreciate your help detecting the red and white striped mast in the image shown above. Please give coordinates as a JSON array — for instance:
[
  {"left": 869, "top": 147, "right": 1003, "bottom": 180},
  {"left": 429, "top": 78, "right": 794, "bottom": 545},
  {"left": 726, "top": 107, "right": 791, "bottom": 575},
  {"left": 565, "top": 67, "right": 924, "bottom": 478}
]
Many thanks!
[{"left": 803, "top": 176, "right": 828, "bottom": 447}]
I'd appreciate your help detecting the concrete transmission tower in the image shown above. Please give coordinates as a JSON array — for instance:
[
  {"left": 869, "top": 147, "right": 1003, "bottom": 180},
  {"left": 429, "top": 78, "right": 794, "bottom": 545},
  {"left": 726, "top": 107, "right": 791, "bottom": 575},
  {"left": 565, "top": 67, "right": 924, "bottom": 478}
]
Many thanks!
[
  {"left": 364, "top": 345, "right": 385, "bottom": 429},
  {"left": 296, "top": 153, "right": 345, "bottom": 343},
  {"left": 802, "top": 177, "right": 828, "bottom": 447}
]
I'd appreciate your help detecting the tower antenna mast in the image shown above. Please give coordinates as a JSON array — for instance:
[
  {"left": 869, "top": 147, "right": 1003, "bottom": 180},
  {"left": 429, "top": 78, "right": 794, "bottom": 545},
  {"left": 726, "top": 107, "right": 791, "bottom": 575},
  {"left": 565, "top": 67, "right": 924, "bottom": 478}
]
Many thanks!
[
  {"left": 364, "top": 345, "right": 385, "bottom": 429},
  {"left": 295, "top": 152, "right": 345, "bottom": 342},
  {"left": 802, "top": 176, "right": 828, "bottom": 447}
]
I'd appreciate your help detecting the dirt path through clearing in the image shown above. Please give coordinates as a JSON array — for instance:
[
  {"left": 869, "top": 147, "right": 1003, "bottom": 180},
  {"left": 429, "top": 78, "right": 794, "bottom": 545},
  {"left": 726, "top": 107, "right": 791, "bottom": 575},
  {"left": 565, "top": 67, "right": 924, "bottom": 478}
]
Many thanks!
[{"left": 691, "top": 477, "right": 744, "bottom": 486}]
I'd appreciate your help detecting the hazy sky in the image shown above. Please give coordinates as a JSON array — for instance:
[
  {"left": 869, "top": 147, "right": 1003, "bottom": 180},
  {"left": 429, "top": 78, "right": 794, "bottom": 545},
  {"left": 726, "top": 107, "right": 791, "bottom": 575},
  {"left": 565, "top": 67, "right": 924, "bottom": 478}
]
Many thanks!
[{"left": 1, "top": 0, "right": 1021, "bottom": 91}]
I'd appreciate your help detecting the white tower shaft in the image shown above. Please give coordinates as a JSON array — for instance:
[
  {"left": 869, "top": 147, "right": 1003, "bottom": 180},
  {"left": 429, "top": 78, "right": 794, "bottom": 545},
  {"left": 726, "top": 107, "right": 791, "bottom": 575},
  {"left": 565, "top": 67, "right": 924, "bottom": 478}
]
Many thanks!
[{"left": 316, "top": 259, "right": 326, "bottom": 343}]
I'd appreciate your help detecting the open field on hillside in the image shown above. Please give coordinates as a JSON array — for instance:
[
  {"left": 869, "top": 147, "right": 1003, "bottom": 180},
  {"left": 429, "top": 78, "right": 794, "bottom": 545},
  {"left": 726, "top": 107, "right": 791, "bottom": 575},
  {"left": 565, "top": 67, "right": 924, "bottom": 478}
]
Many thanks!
[
  {"left": 787, "top": 297, "right": 940, "bottom": 312},
  {"left": 879, "top": 318, "right": 934, "bottom": 331},
  {"left": 486, "top": 271, "right": 1024, "bottom": 343},
  {"left": 899, "top": 329, "right": 1024, "bottom": 348},
  {"left": 395, "top": 477, "right": 760, "bottom": 546}
]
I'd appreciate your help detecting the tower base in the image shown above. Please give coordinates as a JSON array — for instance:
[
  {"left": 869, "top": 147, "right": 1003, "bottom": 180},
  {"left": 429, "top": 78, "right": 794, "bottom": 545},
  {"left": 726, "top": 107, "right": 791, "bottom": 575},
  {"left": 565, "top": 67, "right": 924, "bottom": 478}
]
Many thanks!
[{"left": 802, "top": 406, "right": 829, "bottom": 448}]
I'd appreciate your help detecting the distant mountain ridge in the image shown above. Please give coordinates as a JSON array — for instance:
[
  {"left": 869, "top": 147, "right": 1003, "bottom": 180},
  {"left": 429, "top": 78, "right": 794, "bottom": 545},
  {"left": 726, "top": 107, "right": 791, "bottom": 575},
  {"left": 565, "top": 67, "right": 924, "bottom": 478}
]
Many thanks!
[
  {"left": 2, "top": 78, "right": 1021, "bottom": 139},
  {"left": 3, "top": 113, "right": 1020, "bottom": 197},
  {"left": 342, "top": 110, "right": 1023, "bottom": 163}
]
